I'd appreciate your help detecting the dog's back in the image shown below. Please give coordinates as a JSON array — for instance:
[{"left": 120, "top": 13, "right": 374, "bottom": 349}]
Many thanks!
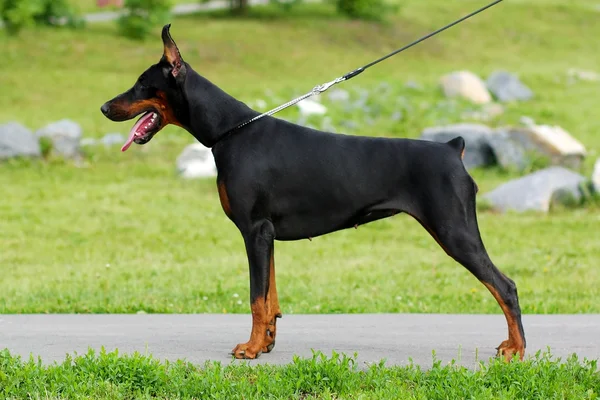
[{"left": 213, "top": 117, "right": 468, "bottom": 240}]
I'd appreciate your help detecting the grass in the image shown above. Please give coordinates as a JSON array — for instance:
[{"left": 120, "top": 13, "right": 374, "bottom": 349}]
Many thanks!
[
  {"left": 1, "top": 348, "right": 599, "bottom": 399},
  {"left": 1, "top": 0, "right": 600, "bottom": 315},
  {"left": 1, "top": 150, "right": 599, "bottom": 314}
]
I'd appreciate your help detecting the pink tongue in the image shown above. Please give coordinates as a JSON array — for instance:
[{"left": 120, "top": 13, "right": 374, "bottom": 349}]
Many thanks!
[{"left": 121, "top": 112, "right": 153, "bottom": 152}]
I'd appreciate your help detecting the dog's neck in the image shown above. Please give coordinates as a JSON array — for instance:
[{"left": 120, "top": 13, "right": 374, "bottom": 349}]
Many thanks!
[{"left": 182, "top": 65, "right": 260, "bottom": 147}]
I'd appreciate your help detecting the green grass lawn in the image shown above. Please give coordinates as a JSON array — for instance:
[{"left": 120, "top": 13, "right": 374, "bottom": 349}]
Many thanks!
[
  {"left": 1, "top": 348, "right": 599, "bottom": 399},
  {"left": 1, "top": 0, "right": 599, "bottom": 315}
]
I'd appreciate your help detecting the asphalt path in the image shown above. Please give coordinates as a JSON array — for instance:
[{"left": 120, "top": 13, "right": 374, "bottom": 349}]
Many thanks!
[{"left": 1, "top": 314, "right": 599, "bottom": 369}]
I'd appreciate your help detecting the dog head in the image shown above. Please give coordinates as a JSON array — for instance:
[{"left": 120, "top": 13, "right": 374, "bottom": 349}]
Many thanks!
[{"left": 100, "top": 24, "right": 188, "bottom": 151}]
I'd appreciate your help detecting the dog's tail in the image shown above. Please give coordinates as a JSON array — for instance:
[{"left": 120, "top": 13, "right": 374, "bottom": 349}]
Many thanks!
[{"left": 446, "top": 136, "right": 466, "bottom": 160}]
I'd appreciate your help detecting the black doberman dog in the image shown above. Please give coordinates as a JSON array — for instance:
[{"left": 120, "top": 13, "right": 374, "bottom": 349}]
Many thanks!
[{"left": 100, "top": 24, "right": 526, "bottom": 361}]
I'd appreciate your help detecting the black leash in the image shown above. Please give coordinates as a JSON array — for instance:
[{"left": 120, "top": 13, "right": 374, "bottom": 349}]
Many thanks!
[{"left": 230, "top": 0, "right": 504, "bottom": 133}]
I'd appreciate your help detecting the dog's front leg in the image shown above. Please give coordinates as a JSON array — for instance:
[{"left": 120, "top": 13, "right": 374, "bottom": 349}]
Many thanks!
[{"left": 231, "top": 219, "right": 279, "bottom": 359}]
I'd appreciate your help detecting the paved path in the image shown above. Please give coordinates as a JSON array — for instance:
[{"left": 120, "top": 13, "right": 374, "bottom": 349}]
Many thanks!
[
  {"left": 1, "top": 314, "right": 599, "bottom": 368},
  {"left": 0, "top": 0, "right": 274, "bottom": 28},
  {"left": 83, "top": 0, "right": 270, "bottom": 23}
]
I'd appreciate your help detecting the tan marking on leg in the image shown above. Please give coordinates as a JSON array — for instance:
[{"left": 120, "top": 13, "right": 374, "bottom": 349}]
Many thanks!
[
  {"left": 231, "top": 296, "right": 268, "bottom": 359},
  {"left": 263, "top": 251, "right": 282, "bottom": 353},
  {"left": 483, "top": 282, "right": 525, "bottom": 361}
]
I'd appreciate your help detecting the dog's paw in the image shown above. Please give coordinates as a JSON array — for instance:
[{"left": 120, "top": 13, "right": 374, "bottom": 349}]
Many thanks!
[
  {"left": 496, "top": 339, "right": 525, "bottom": 362},
  {"left": 231, "top": 342, "right": 263, "bottom": 359},
  {"left": 261, "top": 338, "right": 275, "bottom": 353}
]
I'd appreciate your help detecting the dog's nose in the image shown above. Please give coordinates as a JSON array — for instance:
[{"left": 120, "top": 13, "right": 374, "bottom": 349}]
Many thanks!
[{"left": 100, "top": 103, "right": 110, "bottom": 116}]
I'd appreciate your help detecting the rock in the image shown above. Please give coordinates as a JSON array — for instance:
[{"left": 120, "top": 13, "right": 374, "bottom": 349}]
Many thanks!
[
  {"left": 592, "top": 158, "right": 600, "bottom": 194},
  {"left": 0, "top": 122, "right": 41, "bottom": 159},
  {"left": 439, "top": 71, "right": 492, "bottom": 104},
  {"left": 176, "top": 143, "right": 217, "bottom": 179},
  {"left": 327, "top": 88, "right": 350, "bottom": 103},
  {"left": 486, "top": 71, "right": 534, "bottom": 102},
  {"left": 500, "top": 125, "right": 586, "bottom": 169},
  {"left": 80, "top": 138, "right": 98, "bottom": 147},
  {"left": 339, "top": 120, "right": 359, "bottom": 131},
  {"left": 486, "top": 129, "right": 528, "bottom": 171},
  {"left": 405, "top": 80, "right": 423, "bottom": 91},
  {"left": 390, "top": 111, "right": 403, "bottom": 121},
  {"left": 482, "top": 167, "right": 586, "bottom": 213},
  {"left": 420, "top": 123, "right": 495, "bottom": 169},
  {"left": 421, "top": 122, "right": 586, "bottom": 171},
  {"left": 36, "top": 119, "right": 82, "bottom": 159},
  {"left": 297, "top": 99, "right": 327, "bottom": 116},
  {"left": 567, "top": 68, "right": 600, "bottom": 82},
  {"left": 101, "top": 133, "right": 125, "bottom": 147},
  {"left": 488, "top": 124, "right": 586, "bottom": 170}
]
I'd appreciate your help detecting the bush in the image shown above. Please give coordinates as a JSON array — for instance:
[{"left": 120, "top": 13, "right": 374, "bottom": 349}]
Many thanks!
[
  {"left": 0, "top": 0, "right": 82, "bottom": 35},
  {"left": 0, "top": 0, "right": 43, "bottom": 34},
  {"left": 35, "top": 0, "right": 85, "bottom": 29},
  {"left": 117, "top": 0, "right": 172, "bottom": 40},
  {"left": 333, "top": 0, "right": 395, "bottom": 21}
]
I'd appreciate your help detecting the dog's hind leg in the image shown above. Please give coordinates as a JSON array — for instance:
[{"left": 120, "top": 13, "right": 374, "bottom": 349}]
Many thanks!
[
  {"left": 231, "top": 219, "right": 280, "bottom": 359},
  {"left": 410, "top": 174, "right": 526, "bottom": 361}
]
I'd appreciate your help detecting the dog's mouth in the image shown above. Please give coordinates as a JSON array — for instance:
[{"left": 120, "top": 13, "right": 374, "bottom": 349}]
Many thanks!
[{"left": 121, "top": 111, "right": 162, "bottom": 152}]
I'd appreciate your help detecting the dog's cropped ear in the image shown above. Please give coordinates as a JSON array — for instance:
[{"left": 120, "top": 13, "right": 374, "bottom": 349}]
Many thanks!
[{"left": 162, "top": 24, "right": 186, "bottom": 79}]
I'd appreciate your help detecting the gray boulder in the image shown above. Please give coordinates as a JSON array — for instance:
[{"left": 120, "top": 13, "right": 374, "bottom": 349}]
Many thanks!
[
  {"left": 36, "top": 119, "right": 82, "bottom": 158},
  {"left": 0, "top": 122, "right": 41, "bottom": 159},
  {"left": 482, "top": 167, "right": 586, "bottom": 213},
  {"left": 80, "top": 138, "right": 98, "bottom": 147},
  {"left": 420, "top": 123, "right": 495, "bottom": 169},
  {"left": 592, "top": 158, "right": 600, "bottom": 194},
  {"left": 486, "top": 129, "right": 529, "bottom": 171},
  {"left": 176, "top": 143, "right": 217, "bottom": 179},
  {"left": 405, "top": 80, "right": 423, "bottom": 91},
  {"left": 101, "top": 133, "right": 125, "bottom": 147},
  {"left": 486, "top": 71, "right": 533, "bottom": 102},
  {"left": 421, "top": 122, "right": 587, "bottom": 171},
  {"left": 494, "top": 125, "right": 586, "bottom": 169}
]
